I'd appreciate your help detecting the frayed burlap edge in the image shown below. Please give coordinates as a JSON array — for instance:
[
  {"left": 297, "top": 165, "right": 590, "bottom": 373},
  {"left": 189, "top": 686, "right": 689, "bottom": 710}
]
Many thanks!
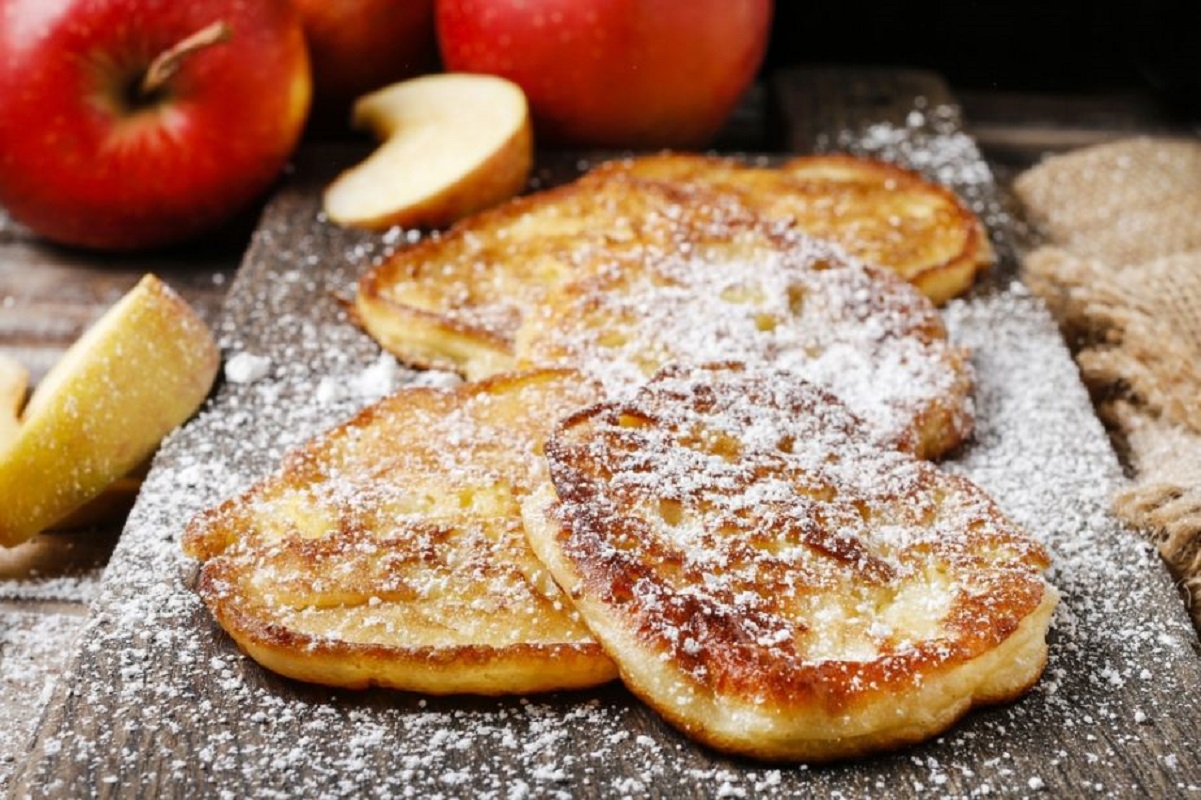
[
  {"left": 1117, "top": 481, "right": 1201, "bottom": 621},
  {"left": 1025, "top": 247, "right": 1201, "bottom": 629},
  {"left": 1114, "top": 411, "right": 1201, "bottom": 624},
  {"left": 1025, "top": 247, "right": 1201, "bottom": 430}
]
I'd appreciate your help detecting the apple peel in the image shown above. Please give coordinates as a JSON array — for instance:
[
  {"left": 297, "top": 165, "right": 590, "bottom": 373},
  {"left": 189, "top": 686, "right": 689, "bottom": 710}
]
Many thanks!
[
  {"left": 0, "top": 275, "right": 219, "bottom": 547},
  {"left": 323, "top": 73, "right": 533, "bottom": 230}
]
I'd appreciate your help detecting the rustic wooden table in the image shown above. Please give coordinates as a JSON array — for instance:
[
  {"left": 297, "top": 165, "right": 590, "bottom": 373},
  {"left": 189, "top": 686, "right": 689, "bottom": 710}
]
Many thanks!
[
  {"left": 0, "top": 210, "right": 241, "bottom": 788},
  {"left": 1, "top": 67, "right": 1198, "bottom": 794}
]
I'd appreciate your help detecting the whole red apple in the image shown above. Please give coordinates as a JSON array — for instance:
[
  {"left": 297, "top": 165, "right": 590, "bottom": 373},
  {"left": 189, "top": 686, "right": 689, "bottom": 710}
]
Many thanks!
[
  {"left": 292, "top": 0, "right": 437, "bottom": 129},
  {"left": 435, "top": 0, "right": 773, "bottom": 149},
  {"left": 0, "top": 0, "right": 311, "bottom": 251}
]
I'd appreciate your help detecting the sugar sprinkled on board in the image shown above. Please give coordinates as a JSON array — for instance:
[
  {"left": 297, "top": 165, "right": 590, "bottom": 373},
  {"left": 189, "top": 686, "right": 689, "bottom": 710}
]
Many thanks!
[
  {"left": 0, "top": 611, "right": 87, "bottom": 789},
  {"left": 314, "top": 351, "right": 412, "bottom": 405},
  {"left": 223, "top": 351, "right": 272, "bottom": 385},
  {"left": 0, "top": 572, "right": 101, "bottom": 604},
  {"left": 10, "top": 119, "right": 1201, "bottom": 798},
  {"left": 517, "top": 230, "right": 972, "bottom": 459}
]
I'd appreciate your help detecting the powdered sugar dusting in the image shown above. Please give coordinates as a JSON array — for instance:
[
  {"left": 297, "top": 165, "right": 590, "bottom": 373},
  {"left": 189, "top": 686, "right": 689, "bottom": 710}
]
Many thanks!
[
  {"left": 0, "top": 573, "right": 101, "bottom": 604},
  {"left": 185, "top": 371, "right": 609, "bottom": 683},
  {"left": 11, "top": 144, "right": 1201, "bottom": 796},
  {"left": 0, "top": 610, "right": 85, "bottom": 790},
  {"left": 516, "top": 228, "right": 972, "bottom": 459},
  {"left": 538, "top": 363, "right": 1052, "bottom": 744},
  {"left": 223, "top": 352, "right": 272, "bottom": 385},
  {"left": 314, "top": 351, "right": 410, "bottom": 406}
]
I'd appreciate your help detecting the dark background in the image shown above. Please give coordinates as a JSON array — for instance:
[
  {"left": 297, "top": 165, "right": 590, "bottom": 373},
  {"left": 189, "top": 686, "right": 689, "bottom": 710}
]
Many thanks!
[{"left": 762, "top": 0, "right": 1199, "bottom": 112}]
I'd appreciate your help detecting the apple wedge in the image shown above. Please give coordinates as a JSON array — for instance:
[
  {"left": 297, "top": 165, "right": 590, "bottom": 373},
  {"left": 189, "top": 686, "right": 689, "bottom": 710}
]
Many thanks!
[
  {"left": 323, "top": 72, "right": 532, "bottom": 230},
  {"left": 1, "top": 356, "right": 146, "bottom": 531},
  {"left": 0, "top": 275, "right": 219, "bottom": 547}
]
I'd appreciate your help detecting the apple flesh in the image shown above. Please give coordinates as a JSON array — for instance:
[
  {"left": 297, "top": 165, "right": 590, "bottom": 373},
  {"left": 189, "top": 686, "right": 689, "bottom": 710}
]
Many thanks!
[
  {"left": 0, "top": 275, "right": 219, "bottom": 547},
  {"left": 435, "top": 0, "right": 773, "bottom": 149},
  {"left": 292, "top": 0, "right": 438, "bottom": 129},
  {"left": 323, "top": 73, "right": 532, "bottom": 230},
  {"left": 0, "top": 355, "right": 28, "bottom": 452},
  {"left": 0, "top": 0, "right": 311, "bottom": 251},
  {"left": 0, "top": 356, "right": 145, "bottom": 532},
  {"left": 51, "top": 474, "right": 144, "bottom": 531}
]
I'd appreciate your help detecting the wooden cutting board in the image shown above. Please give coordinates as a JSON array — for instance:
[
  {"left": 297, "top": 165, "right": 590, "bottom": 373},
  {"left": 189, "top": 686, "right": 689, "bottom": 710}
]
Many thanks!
[{"left": 14, "top": 70, "right": 1201, "bottom": 798}]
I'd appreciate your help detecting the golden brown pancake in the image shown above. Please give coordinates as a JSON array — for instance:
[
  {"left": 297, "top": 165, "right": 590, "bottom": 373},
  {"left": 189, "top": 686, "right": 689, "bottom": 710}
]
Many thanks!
[
  {"left": 359, "top": 166, "right": 975, "bottom": 459},
  {"left": 521, "top": 363, "right": 1057, "bottom": 762},
  {"left": 513, "top": 210, "right": 973, "bottom": 460},
  {"left": 355, "top": 174, "right": 767, "bottom": 379},
  {"left": 184, "top": 369, "right": 617, "bottom": 695},
  {"left": 585, "top": 152, "right": 993, "bottom": 304}
]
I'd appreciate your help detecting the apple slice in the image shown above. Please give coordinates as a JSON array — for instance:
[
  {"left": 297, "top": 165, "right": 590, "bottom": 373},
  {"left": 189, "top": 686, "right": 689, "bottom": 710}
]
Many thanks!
[
  {"left": 50, "top": 474, "right": 144, "bottom": 531},
  {"left": 323, "top": 72, "right": 533, "bottom": 230},
  {"left": 1, "top": 355, "right": 147, "bottom": 531},
  {"left": 0, "top": 275, "right": 219, "bottom": 547}
]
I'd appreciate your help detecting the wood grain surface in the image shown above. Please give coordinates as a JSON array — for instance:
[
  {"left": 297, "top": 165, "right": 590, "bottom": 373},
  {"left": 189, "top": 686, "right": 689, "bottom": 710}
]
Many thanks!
[
  {"left": 8, "top": 70, "right": 1201, "bottom": 798},
  {"left": 0, "top": 187, "right": 242, "bottom": 792}
]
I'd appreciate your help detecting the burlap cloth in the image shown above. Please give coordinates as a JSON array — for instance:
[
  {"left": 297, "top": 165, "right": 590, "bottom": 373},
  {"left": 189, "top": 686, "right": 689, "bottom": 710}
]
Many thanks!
[{"left": 1014, "top": 136, "right": 1201, "bottom": 629}]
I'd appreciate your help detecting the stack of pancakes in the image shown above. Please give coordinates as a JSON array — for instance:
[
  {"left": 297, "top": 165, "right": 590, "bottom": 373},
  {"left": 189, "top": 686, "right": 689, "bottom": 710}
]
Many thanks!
[{"left": 185, "top": 154, "right": 1056, "bottom": 762}]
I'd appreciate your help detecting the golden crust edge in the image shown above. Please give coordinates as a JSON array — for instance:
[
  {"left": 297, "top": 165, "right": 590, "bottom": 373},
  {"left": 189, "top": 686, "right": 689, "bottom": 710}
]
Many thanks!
[
  {"left": 520, "top": 483, "right": 1058, "bottom": 762},
  {"left": 199, "top": 566, "right": 619, "bottom": 695},
  {"left": 353, "top": 287, "right": 514, "bottom": 379}
]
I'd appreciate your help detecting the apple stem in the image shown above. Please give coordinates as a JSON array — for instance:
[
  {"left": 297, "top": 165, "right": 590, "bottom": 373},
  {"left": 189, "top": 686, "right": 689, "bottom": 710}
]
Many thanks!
[{"left": 140, "top": 21, "right": 232, "bottom": 98}]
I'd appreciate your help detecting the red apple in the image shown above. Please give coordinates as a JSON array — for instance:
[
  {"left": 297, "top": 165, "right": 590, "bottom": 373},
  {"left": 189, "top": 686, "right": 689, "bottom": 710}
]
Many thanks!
[
  {"left": 435, "top": 0, "right": 773, "bottom": 149},
  {"left": 292, "top": 0, "right": 438, "bottom": 128},
  {"left": 0, "top": 0, "right": 311, "bottom": 251}
]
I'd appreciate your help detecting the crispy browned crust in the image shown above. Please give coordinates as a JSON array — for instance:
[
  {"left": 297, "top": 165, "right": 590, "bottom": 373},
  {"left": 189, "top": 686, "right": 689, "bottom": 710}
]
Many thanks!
[
  {"left": 521, "top": 364, "right": 1055, "bottom": 761},
  {"left": 184, "top": 369, "right": 618, "bottom": 694},
  {"left": 785, "top": 154, "right": 995, "bottom": 305},
  {"left": 512, "top": 201, "right": 974, "bottom": 460},
  {"left": 355, "top": 176, "right": 763, "bottom": 378},
  {"left": 356, "top": 153, "right": 977, "bottom": 459},
  {"left": 198, "top": 552, "right": 616, "bottom": 695},
  {"left": 587, "top": 152, "right": 992, "bottom": 305}
]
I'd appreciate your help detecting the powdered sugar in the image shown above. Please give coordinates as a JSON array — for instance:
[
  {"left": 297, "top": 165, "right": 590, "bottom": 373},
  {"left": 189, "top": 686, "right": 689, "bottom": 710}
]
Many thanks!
[
  {"left": 539, "top": 364, "right": 1051, "bottom": 730},
  {"left": 0, "top": 610, "right": 86, "bottom": 790},
  {"left": 223, "top": 352, "right": 272, "bottom": 385},
  {"left": 0, "top": 571, "right": 101, "bottom": 605},
  {"left": 314, "top": 351, "right": 410, "bottom": 405},
  {"left": 10, "top": 138, "right": 1201, "bottom": 797},
  {"left": 516, "top": 231, "right": 972, "bottom": 459}
]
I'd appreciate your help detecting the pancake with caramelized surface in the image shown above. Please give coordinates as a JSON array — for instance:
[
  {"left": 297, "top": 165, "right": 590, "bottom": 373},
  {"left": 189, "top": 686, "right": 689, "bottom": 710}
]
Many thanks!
[
  {"left": 355, "top": 174, "right": 766, "bottom": 380},
  {"left": 355, "top": 151, "right": 988, "bottom": 382},
  {"left": 521, "top": 364, "right": 1057, "bottom": 762},
  {"left": 183, "top": 369, "right": 617, "bottom": 695},
  {"left": 514, "top": 218, "right": 973, "bottom": 460},
  {"left": 585, "top": 152, "right": 993, "bottom": 304},
  {"left": 360, "top": 168, "right": 974, "bottom": 459}
]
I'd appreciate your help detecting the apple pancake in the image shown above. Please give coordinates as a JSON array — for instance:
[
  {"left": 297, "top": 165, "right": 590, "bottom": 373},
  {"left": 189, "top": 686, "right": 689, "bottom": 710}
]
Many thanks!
[
  {"left": 584, "top": 152, "right": 993, "bottom": 304},
  {"left": 521, "top": 363, "right": 1057, "bottom": 762},
  {"left": 355, "top": 173, "right": 767, "bottom": 380},
  {"left": 359, "top": 170, "right": 974, "bottom": 459},
  {"left": 183, "top": 369, "right": 617, "bottom": 695},
  {"left": 514, "top": 216, "right": 973, "bottom": 460}
]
